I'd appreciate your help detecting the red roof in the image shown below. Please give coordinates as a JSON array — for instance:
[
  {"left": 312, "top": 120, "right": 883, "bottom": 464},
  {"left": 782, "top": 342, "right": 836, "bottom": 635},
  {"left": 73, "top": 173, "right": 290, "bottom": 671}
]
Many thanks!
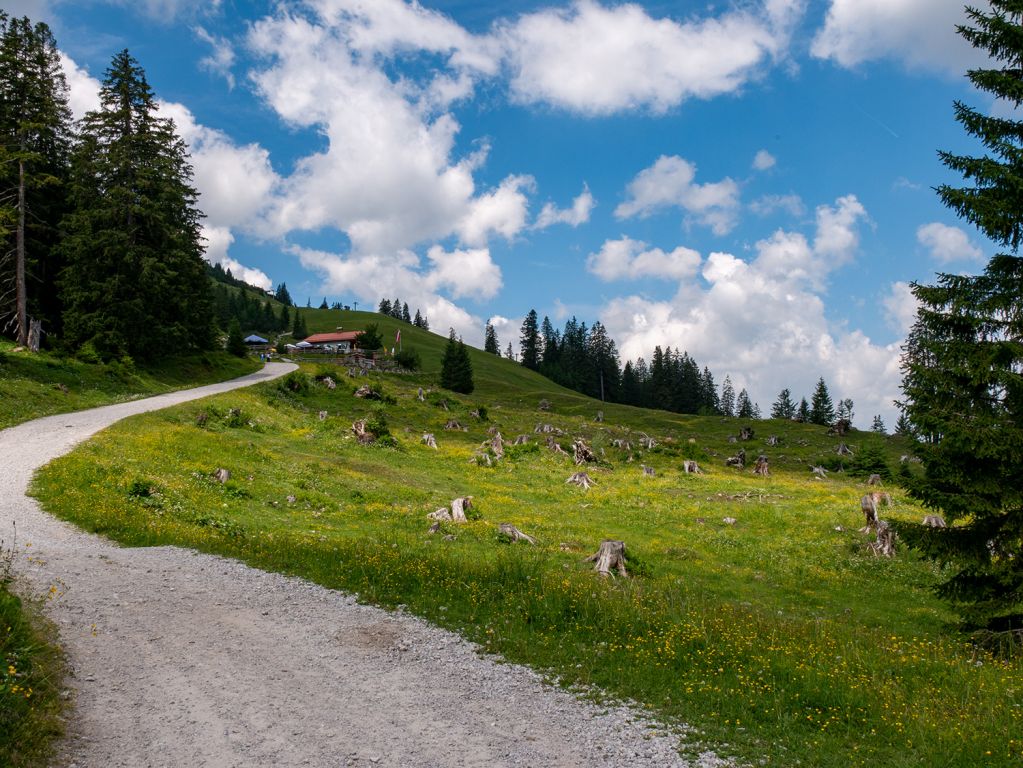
[{"left": 303, "top": 331, "right": 363, "bottom": 344}]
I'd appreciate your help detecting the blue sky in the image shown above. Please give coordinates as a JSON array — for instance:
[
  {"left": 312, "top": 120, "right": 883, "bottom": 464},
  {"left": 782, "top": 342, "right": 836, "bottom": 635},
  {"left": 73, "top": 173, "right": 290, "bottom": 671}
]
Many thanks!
[{"left": 15, "top": 0, "right": 1003, "bottom": 425}]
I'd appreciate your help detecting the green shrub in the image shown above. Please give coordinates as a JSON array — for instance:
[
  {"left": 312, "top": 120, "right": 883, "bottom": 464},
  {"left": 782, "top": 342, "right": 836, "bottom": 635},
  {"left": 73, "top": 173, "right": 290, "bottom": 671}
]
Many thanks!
[
  {"left": 394, "top": 347, "right": 421, "bottom": 371},
  {"left": 278, "top": 371, "right": 310, "bottom": 395}
]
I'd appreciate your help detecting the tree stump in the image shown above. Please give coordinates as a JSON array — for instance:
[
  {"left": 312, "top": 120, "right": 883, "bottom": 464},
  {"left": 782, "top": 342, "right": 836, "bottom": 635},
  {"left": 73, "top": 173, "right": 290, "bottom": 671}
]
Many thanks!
[
  {"left": 830, "top": 419, "right": 851, "bottom": 437},
  {"left": 641, "top": 465, "right": 656, "bottom": 477},
  {"left": 535, "top": 423, "right": 564, "bottom": 435},
  {"left": 859, "top": 493, "right": 879, "bottom": 532},
  {"left": 585, "top": 539, "right": 627, "bottom": 577},
  {"left": 723, "top": 517, "right": 737, "bottom": 525},
  {"left": 811, "top": 465, "right": 828, "bottom": 478},
  {"left": 440, "top": 399, "right": 449, "bottom": 411},
  {"left": 638, "top": 435, "right": 657, "bottom": 449},
  {"left": 611, "top": 438, "right": 632, "bottom": 450},
  {"left": 766, "top": 435, "right": 780, "bottom": 446},
  {"left": 417, "top": 387, "right": 425, "bottom": 402},
  {"left": 573, "top": 439, "right": 597, "bottom": 465},
  {"left": 427, "top": 521, "right": 442, "bottom": 534},
  {"left": 870, "top": 520, "right": 896, "bottom": 557},
  {"left": 725, "top": 449, "right": 746, "bottom": 469},
  {"left": 354, "top": 384, "right": 378, "bottom": 399},
  {"left": 922, "top": 514, "right": 946, "bottom": 527},
  {"left": 497, "top": 523, "right": 536, "bottom": 545},
  {"left": 513, "top": 434, "right": 530, "bottom": 445},
  {"left": 489, "top": 432, "right": 505, "bottom": 457},
  {"left": 546, "top": 435, "right": 567, "bottom": 455},
  {"left": 836, "top": 442, "right": 853, "bottom": 456},
  {"left": 565, "top": 471, "right": 594, "bottom": 490},
  {"left": 323, "top": 376, "right": 336, "bottom": 390},
  {"left": 470, "top": 408, "right": 483, "bottom": 419},
  {"left": 450, "top": 496, "right": 473, "bottom": 522},
  {"left": 752, "top": 455, "right": 769, "bottom": 476},
  {"left": 682, "top": 459, "right": 703, "bottom": 474},
  {"left": 538, "top": 399, "right": 552, "bottom": 412},
  {"left": 867, "top": 474, "right": 882, "bottom": 486},
  {"left": 422, "top": 433, "right": 437, "bottom": 449},
  {"left": 595, "top": 411, "right": 604, "bottom": 423},
  {"left": 740, "top": 426, "right": 755, "bottom": 441},
  {"left": 444, "top": 419, "right": 465, "bottom": 431},
  {"left": 352, "top": 419, "right": 375, "bottom": 444},
  {"left": 727, "top": 436, "right": 738, "bottom": 444},
  {"left": 427, "top": 507, "right": 451, "bottom": 521},
  {"left": 214, "top": 468, "right": 231, "bottom": 484},
  {"left": 318, "top": 410, "right": 328, "bottom": 421}
]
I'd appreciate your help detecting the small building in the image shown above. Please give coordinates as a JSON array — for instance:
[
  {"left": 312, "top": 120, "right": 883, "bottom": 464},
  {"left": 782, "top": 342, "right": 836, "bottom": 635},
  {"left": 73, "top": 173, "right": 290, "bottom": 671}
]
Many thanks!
[
  {"left": 302, "top": 330, "right": 363, "bottom": 354},
  {"left": 243, "top": 334, "right": 270, "bottom": 351}
]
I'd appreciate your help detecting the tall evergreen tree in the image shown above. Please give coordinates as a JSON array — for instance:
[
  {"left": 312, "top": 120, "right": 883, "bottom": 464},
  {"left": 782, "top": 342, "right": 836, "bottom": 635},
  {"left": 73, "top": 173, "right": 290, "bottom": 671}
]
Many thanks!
[
  {"left": 504, "top": 341, "right": 514, "bottom": 360},
  {"left": 519, "top": 309, "right": 540, "bottom": 370},
  {"left": 588, "top": 321, "right": 620, "bottom": 403},
  {"left": 0, "top": 14, "right": 72, "bottom": 345},
  {"left": 226, "top": 318, "right": 246, "bottom": 357},
  {"left": 796, "top": 397, "right": 810, "bottom": 423},
  {"left": 771, "top": 388, "right": 797, "bottom": 419},
  {"left": 274, "top": 282, "right": 293, "bottom": 306},
  {"left": 809, "top": 377, "right": 836, "bottom": 425},
  {"left": 894, "top": 412, "right": 913, "bottom": 436},
  {"left": 440, "top": 328, "right": 474, "bottom": 394},
  {"left": 378, "top": 298, "right": 391, "bottom": 315},
  {"left": 291, "top": 309, "right": 308, "bottom": 340},
  {"left": 413, "top": 308, "right": 423, "bottom": 328},
  {"left": 871, "top": 414, "right": 887, "bottom": 434},
  {"left": 401, "top": 302, "right": 410, "bottom": 324},
  {"left": 60, "top": 50, "right": 213, "bottom": 360},
  {"left": 720, "top": 375, "right": 735, "bottom": 417},
  {"left": 483, "top": 320, "right": 499, "bottom": 354},
  {"left": 896, "top": 0, "right": 1023, "bottom": 634},
  {"left": 736, "top": 388, "right": 754, "bottom": 419},
  {"left": 318, "top": 297, "right": 328, "bottom": 309}
]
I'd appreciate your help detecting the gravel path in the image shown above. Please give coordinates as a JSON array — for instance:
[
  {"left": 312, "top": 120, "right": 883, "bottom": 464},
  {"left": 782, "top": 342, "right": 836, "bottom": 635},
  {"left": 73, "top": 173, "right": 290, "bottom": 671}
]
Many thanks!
[{"left": 3, "top": 363, "right": 725, "bottom": 768}]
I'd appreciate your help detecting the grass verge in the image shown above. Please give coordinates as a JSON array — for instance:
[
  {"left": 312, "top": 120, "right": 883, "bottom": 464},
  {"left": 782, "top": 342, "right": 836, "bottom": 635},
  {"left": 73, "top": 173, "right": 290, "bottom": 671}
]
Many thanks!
[{"left": 28, "top": 364, "right": 1023, "bottom": 767}]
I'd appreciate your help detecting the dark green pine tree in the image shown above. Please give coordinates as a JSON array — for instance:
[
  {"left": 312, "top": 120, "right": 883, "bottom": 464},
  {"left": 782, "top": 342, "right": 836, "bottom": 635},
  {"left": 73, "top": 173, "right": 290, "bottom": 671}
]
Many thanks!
[
  {"left": 894, "top": 411, "right": 913, "bottom": 436},
  {"left": 809, "top": 377, "right": 835, "bottom": 425},
  {"left": 771, "top": 388, "right": 797, "bottom": 419},
  {"left": 736, "top": 388, "right": 754, "bottom": 419},
  {"left": 0, "top": 14, "right": 72, "bottom": 345},
  {"left": 895, "top": 0, "right": 1023, "bottom": 635},
  {"left": 796, "top": 397, "right": 810, "bottom": 423},
  {"left": 519, "top": 309, "right": 540, "bottom": 370},
  {"left": 401, "top": 302, "right": 410, "bottom": 324},
  {"left": 483, "top": 320, "right": 499, "bottom": 354},
  {"left": 60, "top": 50, "right": 213, "bottom": 360},
  {"left": 720, "top": 375, "right": 735, "bottom": 417},
  {"left": 440, "top": 328, "right": 474, "bottom": 394},
  {"left": 504, "top": 341, "right": 514, "bottom": 360},
  {"left": 291, "top": 309, "right": 308, "bottom": 340},
  {"left": 278, "top": 303, "right": 290, "bottom": 333},
  {"left": 413, "top": 308, "right": 423, "bottom": 328},
  {"left": 378, "top": 298, "right": 391, "bottom": 315},
  {"left": 274, "top": 282, "right": 293, "bottom": 306},
  {"left": 318, "top": 297, "right": 328, "bottom": 310},
  {"left": 871, "top": 414, "right": 887, "bottom": 434},
  {"left": 226, "top": 318, "right": 246, "bottom": 357}
]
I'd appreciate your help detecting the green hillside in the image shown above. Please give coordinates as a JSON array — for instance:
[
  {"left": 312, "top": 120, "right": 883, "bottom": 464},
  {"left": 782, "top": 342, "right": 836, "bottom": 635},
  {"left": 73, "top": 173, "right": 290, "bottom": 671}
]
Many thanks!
[{"left": 28, "top": 335, "right": 1022, "bottom": 767}]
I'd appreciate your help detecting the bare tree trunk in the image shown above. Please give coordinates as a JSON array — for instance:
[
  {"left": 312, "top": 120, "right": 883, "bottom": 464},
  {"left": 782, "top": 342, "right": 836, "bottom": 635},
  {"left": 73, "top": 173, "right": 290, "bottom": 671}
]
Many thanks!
[
  {"left": 573, "top": 439, "right": 597, "bottom": 465},
  {"left": 546, "top": 435, "right": 567, "bottom": 455},
  {"left": 16, "top": 158, "right": 27, "bottom": 347},
  {"left": 752, "top": 455, "right": 769, "bottom": 476},
  {"left": 859, "top": 493, "right": 878, "bottom": 532},
  {"left": 870, "top": 520, "right": 896, "bottom": 557},
  {"left": 422, "top": 433, "right": 437, "bottom": 449},
  {"left": 498, "top": 523, "right": 536, "bottom": 545},
  {"left": 585, "top": 540, "right": 628, "bottom": 577},
  {"left": 450, "top": 496, "right": 473, "bottom": 522},
  {"left": 682, "top": 460, "right": 702, "bottom": 474},
  {"left": 565, "top": 471, "right": 594, "bottom": 489}
]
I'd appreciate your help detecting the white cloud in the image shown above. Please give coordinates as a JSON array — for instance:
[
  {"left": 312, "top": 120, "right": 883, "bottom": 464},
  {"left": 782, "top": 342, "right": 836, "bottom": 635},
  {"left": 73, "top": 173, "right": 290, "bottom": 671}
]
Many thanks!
[
  {"left": 615, "top": 155, "right": 740, "bottom": 234},
  {"left": 59, "top": 53, "right": 101, "bottom": 121},
  {"left": 916, "top": 222, "right": 984, "bottom": 264},
  {"left": 882, "top": 280, "right": 919, "bottom": 336},
  {"left": 752, "top": 149, "right": 776, "bottom": 170},
  {"left": 425, "top": 245, "right": 502, "bottom": 300},
  {"left": 750, "top": 193, "right": 804, "bottom": 217},
  {"left": 587, "top": 237, "right": 702, "bottom": 282},
  {"left": 195, "top": 26, "right": 236, "bottom": 88},
  {"left": 811, "top": 0, "right": 988, "bottom": 74},
  {"left": 534, "top": 185, "right": 595, "bottom": 229},
  {"left": 457, "top": 175, "right": 534, "bottom": 247},
  {"left": 813, "top": 194, "right": 868, "bottom": 266},
  {"left": 498, "top": 0, "right": 802, "bottom": 115}
]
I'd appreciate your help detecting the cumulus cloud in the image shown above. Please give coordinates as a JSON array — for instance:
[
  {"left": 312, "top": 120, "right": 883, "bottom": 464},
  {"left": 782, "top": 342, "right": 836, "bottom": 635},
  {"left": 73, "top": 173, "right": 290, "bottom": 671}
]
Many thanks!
[
  {"left": 498, "top": 0, "right": 802, "bottom": 115},
  {"left": 598, "top": 193, "right": 899, "bottom": 426},
  {"left": 916, "top": 222, "right": 984, "bottom": 264},
  {"left": 425, "top": 245, "right": 503, "bottom": 300},
  {"left": 752, "top": 149, "right": 776, "bottom": 170},
  {"left": 615, "top": 155, "right": 740, "bottom": 234},
  {"left": 195, "top": 26, "right": 236, "bottom": 88},
  {"left": 534, "top": 185, "right": 595, "bottom": 230},
  {"left": 882, "top": 280, "right": 919, "bottom": 336},
  {"left": 750, "top": 193, "right": 805, "bottom": 217},
  {"left": 59, "top": 53, "right": 101, "bottom": 120},
  {"left": 587, "top": 237, "right": 702, "bottom": 282},
  {"left": 457, "top": 175, "right": 534, "bottom": 247},
  {"left": 811, "top": 0, "right": 988, "bottom": 74}
]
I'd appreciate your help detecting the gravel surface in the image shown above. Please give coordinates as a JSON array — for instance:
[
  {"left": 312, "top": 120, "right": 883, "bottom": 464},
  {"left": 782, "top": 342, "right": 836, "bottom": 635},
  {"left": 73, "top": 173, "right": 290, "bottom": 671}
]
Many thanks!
[{"left": 2, "top": 362, "right": 728, "bottom": 768}]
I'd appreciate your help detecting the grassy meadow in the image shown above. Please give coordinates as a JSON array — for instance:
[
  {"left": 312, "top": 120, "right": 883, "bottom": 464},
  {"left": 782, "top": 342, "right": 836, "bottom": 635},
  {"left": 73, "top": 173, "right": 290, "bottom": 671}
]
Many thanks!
[
  {"left": 26, "top": 310, "right": 1023, "bottom": 767},
  {"left": 0, "top": 339, "right": 260, "bottom": 430}
]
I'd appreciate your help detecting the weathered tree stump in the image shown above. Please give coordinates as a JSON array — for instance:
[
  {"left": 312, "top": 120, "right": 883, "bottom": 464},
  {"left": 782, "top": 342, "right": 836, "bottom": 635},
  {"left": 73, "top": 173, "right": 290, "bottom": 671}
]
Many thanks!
[
  {"left": 811, "top": 465, "right": 828, "bottom": 478},
  {"left": 682, "top": 459, "right": 703, "bottom": 474},
  {"left": 611, "top": 438, "right": 632, "bottom": 450},
  {"left": 638, "top": 434, "right": 657, "bottom": 449},
  {"left": 723, "top": 517, "right": 737, "bottom": 525},
  {"left": 352, "top": 419, "right": 375, "bottom": 444},
  {"left": 922, "top": 514, "right": 947, "bottom": 528},
  {"left": 417, "top": 387, "right": 425, "bottom": 402},
  {"left": 766, "top": 435, "right": 780, "bottom": 446},
  {"left": 195, "top": 411, "right": 209, "bottom": 427},
  {"left": 595, "top": 411, "right": 604, "bottom": 423},
  {"left": 870, "top": 520, "right": 896, "bottom": 557},
  {"left": 740, "top": 426, "right": 755, "bottom": 441},
  {"left": 866, "top": 474, "right": 882, "bottom": 486},
  {"left": 490, "top": 432, "right": 505, "bottom": 458},
  {"left": 497, "top": 523, "right": 536, "bottom": 545},
  {"left": 472, "top": 452, "right": 493, "bottom": 467},
  {"left": 440, "top": 399, "right": 450, "bottom": 411},
  {"left": 859, "top": 493, "right": 879, "bottom": 532},
  {"left": 513, "top": 434, "right": 530, "bottom": 445},
  {"left": 829, "top": 419, "right": 851, "bottom": 437},
  {"left": 725, "top": 448, "right": 746, "bottom": 469},
  {"left": 836, "top": 442, "right": 853, "bottom": 456},
  {"left": 354, "top": 384, "right": 378, "bottom": 399},
  {"left": 427, "top": 521, "right": 442, "bottom": 534},
  {"left": 470, "top": 408, "right": 483, "bottom": 419},
  {"left": 573, "top": 439, "right": 597, "bottom": 465},
  {"left": 585, "top": 539, "right": 628, "bottom": 577},
  {"left": 427, "top": 507, "right": 451, "bottom": 521},
  {"left": 323, "top": 376, "right": 336, "bottom": 390},
  {"left": 214, "top": 468, "right": 231, "bottom": 484},
  {"left": 422, "top": 433, "right": 437, "bottom": 449},
  {"left": 318, "top": 410, "right": 328, "bottom": 421},
  {"left": 566, "top": 471, "right": 595, "bottom": 490},
  {"left": 546, "top": 435, "right": 567, "bottom": 455},
  {"left": 727, "top": 436, "right": 738, "bottom": 444},
  {"left": 641, "top": 465, "right": 656, "bottom": 477},
  {"left": 444, "top": 419, "right": 466, "bottom": 431},
  {"left": 752, "top": 455, "right": 770, "bottom": 477},
  {"left": 451, "top": 496, "right": 473, "bottom": 522},
  {"left": 538, "top": 398, "right": 552, "bottom": 412},
  {"left": 534, "top": 423, "right": 565, "bottom": 435}
]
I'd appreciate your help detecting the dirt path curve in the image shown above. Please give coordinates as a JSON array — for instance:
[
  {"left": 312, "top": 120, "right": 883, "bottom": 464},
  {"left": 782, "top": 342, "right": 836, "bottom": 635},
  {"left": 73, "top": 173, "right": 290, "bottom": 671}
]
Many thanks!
[{"left": 3, "top": 363, "right": 719, "bottom": 768}]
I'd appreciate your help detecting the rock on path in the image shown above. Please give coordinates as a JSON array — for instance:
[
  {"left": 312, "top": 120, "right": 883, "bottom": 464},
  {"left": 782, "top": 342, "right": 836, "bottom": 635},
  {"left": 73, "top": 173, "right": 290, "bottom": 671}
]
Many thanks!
[{"left": 2, "top": 362, "right": 724, "bottom": 767}]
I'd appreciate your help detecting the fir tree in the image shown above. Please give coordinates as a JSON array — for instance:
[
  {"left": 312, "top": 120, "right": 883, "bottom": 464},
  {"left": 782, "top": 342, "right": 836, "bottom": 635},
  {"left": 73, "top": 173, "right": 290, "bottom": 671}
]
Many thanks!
[
  {"left": 60, "top": 50, "right": 213, "bottom": 360},
  {"left": 0, "top": 14, "right": 72, "bottom": 344},
  {"left": 413, "top": 308, "right": 423, "bottom": 328},
  {"left": 895, "top": 0, "right": 1023, "bottom": 634},
  {"left": 720, "top": 375, "right": 735, "bottom": 417},
  {"left": 318, "top": 297, "right": 328, "bottom": 310},
  {"left": 226, "top": 318, "right": 246, "bottom": 357},
  {"left": 359, "top": 322, "right": 383, "bottom": 351},
  {"left": 378, "top": 298, "right": 391, "bottom": 315},
  {"left": 871, "top": 414, "right": 887, "bottom": 434},
  {"left": 291, "top": 309, "right": 308, "bottom": 340},
  {"left": 771, "top": 388, "right": 797, "bottom": 419},
  {"left": 390, "top": 297, "right": 401, "bottom": 319},
  {"left": 894, "top": 412, "right": 912, "bottom": 436},
  {"left": 796, "top": 397, "right": 810, "bottom": 423},
  {"left": 504, "top": 342, "right": 514, "bottom": 360},
  {"left": 401, "top": 302, "right": 410, "bottom": 324},
  {"left": 736, "top": 388, "right": 754, "bottom": 419},
  {"left": 519, "top": 309, "right": 540, "bottom": 370},
  {"left": 274, "top": 282, "right": 293, "bottom": 306},
  {"left": 483, "top": 320, "right": 499, "bottom": 354},
  {"left": 278, "top": 303, "right": 290, "bottom": 333},
  {"left": 809, "top": 377, "right": 836, "bottom": 425},
  {"left": 440, "top": 328, "right": 474, "bottom": 394}
]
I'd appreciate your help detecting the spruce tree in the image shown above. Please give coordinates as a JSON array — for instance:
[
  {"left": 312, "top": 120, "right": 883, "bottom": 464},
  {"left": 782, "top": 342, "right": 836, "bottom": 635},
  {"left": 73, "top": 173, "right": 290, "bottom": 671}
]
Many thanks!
[
  {"left": 0, "top": 14, "right": 72, "bottom": 344},
  {"left": 504, "top": 341, "right": 514, "bottom": 360},
  {"left": 871, "top": 414, "right": 887, "bottom": 434},
  {"left": 378, "top": 298, "right": 391, "bottom": 315},
  {"left": 440, "top": 328, "right": 474, "bottom": 394},
  {"left": 894, "top": 412, "right": 912, "bottom": 436},
  {"left": 896, "top": 0, "right": 1023, "bottom": 634},
  {"left": 519, "top": 309, "right": 540, "bottom": 370},
  {"left": 484, "top": 320, "right": 499, "bottom": 354},
  {"left": 771, "top": 388, "right": 796, "bottom": 419},
  {"left": 720, "top": 375, "right": 735, "bottom": 417},
  {"left": 413, "top": 308, "right": 423, "bottom": 328},
  {"left": 736, "top": 388, "right": 754, "bottom": 419},
  {"left": 275, "top": 282, "right": 293, "bottom": 306},
  {"left": 809, "top": 377, "right": 835, "bottom": 425},
  {"left": 318, "top": 297, "right": 328, "bottom": 310},
  {"left": 401, "top": 302, "right": 410, "bottom": 324},
  {"left": 60, "top": 50, "right": 213, "bottom": 360},
  {"left": 796, "top": 397, "right": 810, "bottom": 423},
  {"left": 226, "top": 318, "right": 246, "bottom": 357}
]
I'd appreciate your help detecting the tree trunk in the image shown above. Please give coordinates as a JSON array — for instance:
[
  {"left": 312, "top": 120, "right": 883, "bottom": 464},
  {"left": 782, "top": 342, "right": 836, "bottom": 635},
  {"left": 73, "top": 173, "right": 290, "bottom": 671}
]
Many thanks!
[
  {"left": 546, "top": 435, "right": 567, "bottom": 455},
  {"left": 725, "top": 449, "right": 746, "bottom": 468},
  {"left": 641, "top": 465, "right": 656, "bottom": 477},
  {"left": 859, "top": 493, "right": 878, "bottom": 532},
  {"left": 682, "top": 459, "right": 702, "bottom": 474},
  {"left": 870, "top": 520, "right": 896, "bottom": 557},
  {"left": 585, "top": 540, "right": 627, "bottom": 577},
  {"left": 837, "top": 442, "right": 853, "bottom": 456},
  {"left": 740, "top": 426, "right": 754, "bottom": 441},
  {"left": 214, "top": 468, "right": 231, "bottom": 484},
  {"left": 422, "top": 433, "right": 437, "bottom": 449},
  {"left": 450, "top": 496, "right": 473, "bottom": 522},
  {"left": 417, "top": 387, "right": 425, "bottom": 402},
  {"left": 923, "top": 514, "right": 947, "bottom": 527},
  {"left": 565, "top": 471, "right": 594, "bottom": 489},
  {"left": 573, "top": 439, "right": 597, "bottom": 465},
  {"left": 595, "top": 411, "right": 603, "bottom": 423},
  {"left": 498, "top": 523, "right": 536, "bottom": 545},
  {"left": 752, "top": 455, "right": 769, "bottom": 476},
  {"left": 16, "top": 158, "right": 27, "bottom": 347}
]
